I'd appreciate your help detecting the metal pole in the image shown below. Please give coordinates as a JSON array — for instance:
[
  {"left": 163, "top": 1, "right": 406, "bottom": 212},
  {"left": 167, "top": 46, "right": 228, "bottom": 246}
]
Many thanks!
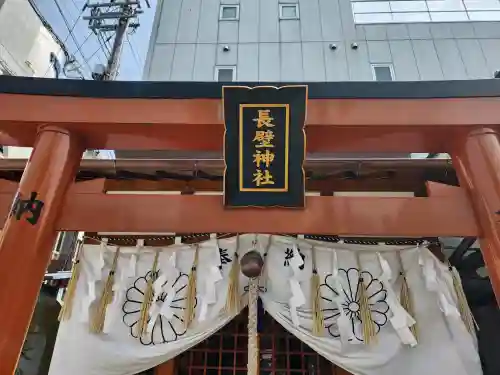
[
  {"left": 86, "top": 0, "right": 142, "bottom": 81},
  {"left": 104, "top": 15, "right": 130, "bottom": 80}
]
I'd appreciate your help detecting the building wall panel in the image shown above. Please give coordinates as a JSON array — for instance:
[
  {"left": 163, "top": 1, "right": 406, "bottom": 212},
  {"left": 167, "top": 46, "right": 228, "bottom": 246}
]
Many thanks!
[
  {"left": 302, "top": 42, "right": 326, "bottom": 81},
  {"left": 367, "top": 40, "right": 392, "bottom": 64},
  {"left": 434, "top": 39, "right": 467, "bottom": 80},
  {"left": 144, "top": 0, "right": 500, "bottom": 83},
  {"left": 176, "top": 0, "right": 202, "bottom": 44},
  {"left": 237, "top": 43, "right": 259, "bottom": 81},
  {"left": 300, "top": 0, "right": 323, "bottom": 42},
  {"left": 456, "top": 39, "right": 490, "bottom": 79},
  {"left": 170, "top": 43, "right": 196, "bottom": 80},
  {"left": 197, "top": 0, "right": 219, "bottom": 43},
  {"left": 280, "top": 42, "right": 303, "bottom": 81},
  {"left": 480, "top": 39, "right": 500, "bottom": 75},
  {"left": 218, "top": 21, "right": 239, "bottom": 44},
  {"left": 324, "top": 42, "right": 349, "bottom": 81},
  {"left": 258, "top": 43, "right": 280, "bottom": 81},
  {"left": 216, "top": 43, "right": 238, "bottom": 66},
  {"left": 412, "top": 40, "right": 443, "bottom": 81},
  {"left": 239, "top": 0, "right": 259, "bottom": 43},
  {"left": 280, "top": 20, "right": 301, "bottom": 43},
  {"left": 346, "top": 41, "right": 372, "bottom": 80},
  {"left": 318, "top": 0, "right": 343, "bottom": 41},
  {"left": 156, "top": 0, "right": 182, "bottom": 44},
  {"left": 149, "top": 44, "right": 175, "bottom": 80},
  {"left": 259, "top": 0, "right": 279, "bottom": 42},
  {"left": 193, "top": 44, "right": 217, "bottom": 81}
]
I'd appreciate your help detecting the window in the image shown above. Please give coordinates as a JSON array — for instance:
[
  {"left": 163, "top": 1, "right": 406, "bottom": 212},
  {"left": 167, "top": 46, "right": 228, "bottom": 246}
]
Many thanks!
[
  {"left": 215, "top": 66, "right": 236, "bottom": 82},
  {"left": 351, "top": 0, "right": 500, "bottom": 23},
  {"left": 219, "top": 5, "right": 239, "bottom": 20},
  {"left": 371, "top": 64, "right": 395, "bottom": 81},
  {"left": 279, "top": 4, "right": 299, "bottom": 19}
]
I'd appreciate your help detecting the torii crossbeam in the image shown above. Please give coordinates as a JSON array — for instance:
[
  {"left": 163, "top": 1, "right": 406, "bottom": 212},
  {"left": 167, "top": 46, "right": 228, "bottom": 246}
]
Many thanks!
[{"left": 1, "top": 76, "right": 500, "bottom": 374}]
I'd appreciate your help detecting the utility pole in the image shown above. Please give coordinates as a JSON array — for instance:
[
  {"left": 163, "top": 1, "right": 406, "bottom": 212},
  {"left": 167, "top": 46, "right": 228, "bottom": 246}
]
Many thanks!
[{"left": 83, "top": 1, "right": 145, "bottom": 80}]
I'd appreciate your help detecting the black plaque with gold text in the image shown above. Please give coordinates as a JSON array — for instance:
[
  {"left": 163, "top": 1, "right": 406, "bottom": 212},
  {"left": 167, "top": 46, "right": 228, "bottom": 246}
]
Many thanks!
[{"left": 223, "top": 85, "right": 307, "bottom": 208}]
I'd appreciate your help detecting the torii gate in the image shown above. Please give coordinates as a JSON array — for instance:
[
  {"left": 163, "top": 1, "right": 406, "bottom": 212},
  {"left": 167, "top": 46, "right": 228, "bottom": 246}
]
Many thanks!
[{"left": 0, "top": 76, "right": 500, "bottom": 374}]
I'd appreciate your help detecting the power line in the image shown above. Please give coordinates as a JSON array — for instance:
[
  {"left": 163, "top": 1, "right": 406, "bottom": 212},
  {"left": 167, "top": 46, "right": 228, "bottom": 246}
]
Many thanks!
[
  {"left": 98, "top": 33, "right": 112, "bottom": 57},
  {"left": 126, "top": 33, "right": 141, "bottom": 69},
  {"left": 82, "top": 36, "right": 110, "bottom": 68},
  {"left": 41, "top": 0, "right": 89, "bottom": 78},
  {"left": 53, "top": 0, "right": 94, "bottom": 73},
  {"left": 27, "top": 0, "right": 83, "bottom": 78}
]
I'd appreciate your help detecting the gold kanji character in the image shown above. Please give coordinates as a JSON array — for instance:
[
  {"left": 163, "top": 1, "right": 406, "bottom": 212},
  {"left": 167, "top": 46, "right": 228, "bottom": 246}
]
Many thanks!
[
  {"left": 253, "top": 130, "right": 275, "bottom": 148},
  {"left": 253, "top": 149, "right": 275, "bottom": 168},
  {"left": 253, "top": 109, "right": 275, "bottom": 129},
  {"left": 253, "top": 169, "right": 275, "bottom": 186}
]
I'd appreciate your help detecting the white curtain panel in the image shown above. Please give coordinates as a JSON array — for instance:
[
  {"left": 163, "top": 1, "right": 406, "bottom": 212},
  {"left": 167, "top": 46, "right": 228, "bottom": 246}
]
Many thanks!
[
  {"left": 260, "top": 235, "right": 481, "bottom": 375},
  {"left": 49, "top": 236, "right": 255, "bottom": 375},
  {"left": 48, "top": 234, "right": 482, "bottom": 375}
]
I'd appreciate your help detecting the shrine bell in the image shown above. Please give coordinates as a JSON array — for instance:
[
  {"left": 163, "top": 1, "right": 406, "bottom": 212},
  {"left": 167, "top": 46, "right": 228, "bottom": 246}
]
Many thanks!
[{"left": 240, "top": 250, "right": 264, "bottom": 278}]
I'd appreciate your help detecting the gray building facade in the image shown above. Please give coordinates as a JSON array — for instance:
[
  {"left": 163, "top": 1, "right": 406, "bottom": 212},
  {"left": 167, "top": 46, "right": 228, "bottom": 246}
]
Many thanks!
[{"left": 143, "top": 0, "right": 500, "bottom": 82}]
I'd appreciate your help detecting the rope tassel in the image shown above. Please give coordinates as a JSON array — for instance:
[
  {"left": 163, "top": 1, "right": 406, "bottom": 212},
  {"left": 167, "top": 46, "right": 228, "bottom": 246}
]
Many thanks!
[
  {"left": 184, "top": 245, "right": 200, "bottom": 329},
  {"left": 58, "top": 240, "right": 83, "bottom": 322},
  {"left": 224, "top": 235, "right": 241, "bottom": 315},
  {"left": 311, "top": 246, "right": 324, "bottom": 336},
  {"left": 136, "top": 251, "right": 160, "bottom": 337},
  {"left": 398, "top": 251, "right": 418, "bottom": 341},
  {"left": 91, "top": 247, "right": 121, "bottom": 334},
  {"left": 356, "top": 252, "right": 377, "bottom": 345},
  {"left": 259, "top": 235, "right": 273, "bottom": 291},
  {"left": 450, "top": 264, "right": 478, "bottom": 335}
]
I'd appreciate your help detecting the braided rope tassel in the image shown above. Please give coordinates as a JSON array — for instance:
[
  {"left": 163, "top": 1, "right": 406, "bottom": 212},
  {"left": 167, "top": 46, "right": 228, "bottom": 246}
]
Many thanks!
[
  {"left": 259, "top": 235, "right": 273, "bottom": 290},
  {"left": 356, "top": 252, "right": 377, "bottom": 345},
  {"left": 397, "top": 251, "right": 418, "bottom": 341},
  {"left": 247, "top": 277, "right": 259, "bottom": 375},
  {"left": 311, "top": 246, "right": 324, "bottom": 336},
  {"left": 58, "top": 240, "right": 83, "bottom": 322},
  {"left": 136, "top": 251, "right": 160, "bottom": 337},
  {"left": 224, "top": 234, "right": 241, "bottom": 315},
  {"left": 184, "top": 245, "right": 200, "bottom": 329},
  {"left": 91, "top": 247, "right": 121, "bottom": 334},
  {"left": 449, "top": 264, "right": 478, "bottom": 335}
]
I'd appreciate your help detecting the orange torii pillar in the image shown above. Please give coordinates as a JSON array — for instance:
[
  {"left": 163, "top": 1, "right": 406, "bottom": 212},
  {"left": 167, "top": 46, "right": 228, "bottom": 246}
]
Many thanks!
[
  {"left": 0, "top": 127, "right": 83, "bottom": 374},
  {"left": 452, "top": 127, "right": 500, "bottom": 305}
]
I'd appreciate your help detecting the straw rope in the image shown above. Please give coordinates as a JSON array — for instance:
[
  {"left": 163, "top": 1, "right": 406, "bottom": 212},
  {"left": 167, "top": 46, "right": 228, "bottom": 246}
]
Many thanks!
[
  {"left": 58, "top": 240, "right": 83, "bottom": 322},
  {"left": 224, "top": 234, "right": 241, "bottom": 315},
  {"left": 184, "top": 245, "right": 200, "bottom": 329},
  {"left": 259, "top": 235, "right": 273, "bottom": 290},
  {"left": 90, "top": 247, "right": 121, "bottom": 334},
  {"left": 310, "top": 246, "right": 324, "bottom": 336},
  {"left": 397, "top": 251, "right": 418, "bottom": 341},
  {"left": 449, "top": 264, "right": 478, "bottom": 334},
  {"left": 355, "top": 252, "right": 377, "bottom": 345},
  {"left": 247, "top": 277, "right": 259, "bottom": 375},
  {"left": 136, "top": 251, "right": 160, "bottom": 337}
]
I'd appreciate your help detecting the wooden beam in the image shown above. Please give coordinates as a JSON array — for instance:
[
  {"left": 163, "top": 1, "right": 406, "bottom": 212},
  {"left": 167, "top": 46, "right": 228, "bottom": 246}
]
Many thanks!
[
  {"left": 103, "top": 177, "right": 424, "bottom": 193},
  {"left": 0, "top": 190, "right": 476, "bottom": 236},
  {"left": 0, "top": 177, "right": 423, "bottom": 195},
  {"left": 1, "top": 94, "right": 500, "bottom": 152}
]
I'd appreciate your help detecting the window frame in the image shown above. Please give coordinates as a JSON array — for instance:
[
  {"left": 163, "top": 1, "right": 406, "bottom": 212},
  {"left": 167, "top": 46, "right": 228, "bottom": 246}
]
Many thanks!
[
  {"left": 371, "top": 63, "right": 395, "bottom": 82},
  {"left": 214, "top": 66, "right": 236, "bottom": 82},
  {"left": 279, "top": 3, "right": 300, "bottom": 20},
  {"left": 219, "top": 4, "right": 240, "bottom": 21}
]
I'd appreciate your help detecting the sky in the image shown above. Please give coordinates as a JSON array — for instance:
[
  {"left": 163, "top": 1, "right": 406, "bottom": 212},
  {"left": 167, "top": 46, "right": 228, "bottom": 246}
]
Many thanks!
[{"left": 34, "top": 0, "right": 156, "bottom": 81}]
